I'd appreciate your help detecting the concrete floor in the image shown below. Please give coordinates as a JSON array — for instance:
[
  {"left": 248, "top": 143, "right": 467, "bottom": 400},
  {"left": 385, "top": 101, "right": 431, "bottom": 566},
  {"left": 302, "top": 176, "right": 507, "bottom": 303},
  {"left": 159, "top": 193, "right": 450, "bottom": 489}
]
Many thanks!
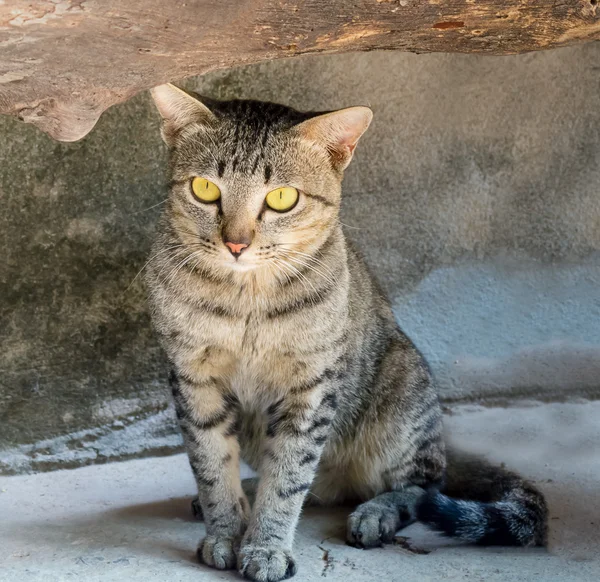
[{"left": 1, "top": 401, "right": 599, "bottom": 582}]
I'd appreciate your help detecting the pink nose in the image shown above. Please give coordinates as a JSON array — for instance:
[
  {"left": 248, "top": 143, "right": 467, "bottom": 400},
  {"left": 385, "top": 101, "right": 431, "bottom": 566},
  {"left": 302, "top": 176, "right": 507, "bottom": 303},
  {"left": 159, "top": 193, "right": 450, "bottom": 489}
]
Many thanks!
[{"left": 225, "top": 241, "right": 249, "bottom": 255}]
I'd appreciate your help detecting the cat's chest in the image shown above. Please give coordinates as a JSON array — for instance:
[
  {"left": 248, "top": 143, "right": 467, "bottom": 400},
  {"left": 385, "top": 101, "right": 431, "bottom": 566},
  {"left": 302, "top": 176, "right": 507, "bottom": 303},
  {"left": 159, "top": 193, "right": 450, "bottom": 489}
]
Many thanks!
[
  {"left": 165, "top": 288, "right": 345, "bottom": 401},
  {"left": 179, "top": 307, "right": 298, "bottom": 355},
  {"left": 173, "top": 303, "right": 314, "bottom": 369}
]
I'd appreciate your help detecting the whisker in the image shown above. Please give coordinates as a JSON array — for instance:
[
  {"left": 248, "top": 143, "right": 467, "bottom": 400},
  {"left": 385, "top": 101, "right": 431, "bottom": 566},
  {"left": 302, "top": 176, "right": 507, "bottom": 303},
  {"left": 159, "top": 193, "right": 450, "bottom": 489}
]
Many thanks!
[
  {"left": 274, "top": 257, "right": 320, "bottom": 299},
  {"left": 278, "top": 248, "right": 337, "bottom": 280},
  {"left": 273, "top": 243, "right": 337, "bottom": 276},
  {"left": 154, "top": 244, "right": 212, "bottom": 286},
  {"left": 268, "top": 260, "right": 292, "bottom": 288},
  {"left": 337, "top": 220, "right": 362, "bottom": 231},
  {"left": 130, "top": 198, "right": 168, "bottom": 215},
  {"left": 174, "top": 227, "right": 207, "bottom": 243},
  {"left": 126, "top": 243, "right": 192, "bottom": 291},
  {"left": 164, "top": 250, "right": 204, "bottom": 289},
  {"left": 272, "top": 258, "right": 308, "bottom": 294},
  {"left": 154, "top": 247, "right": 196, "bottom": 285},
  {"left": 269, "top": 257, "right": 294, "bottom": 287},
  {"left": 184, "top": 251, "right": 209, "bottom": 288},
  {"left": 279, "top": 253, "right": 336, "bottom": 289}
]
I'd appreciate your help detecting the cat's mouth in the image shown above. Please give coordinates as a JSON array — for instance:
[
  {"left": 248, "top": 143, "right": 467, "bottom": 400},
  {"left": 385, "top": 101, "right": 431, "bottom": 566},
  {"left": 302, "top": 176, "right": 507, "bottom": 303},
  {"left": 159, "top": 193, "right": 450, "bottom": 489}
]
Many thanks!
[{"left": 220, "top": 251, "right": 264, "bottom": 273}]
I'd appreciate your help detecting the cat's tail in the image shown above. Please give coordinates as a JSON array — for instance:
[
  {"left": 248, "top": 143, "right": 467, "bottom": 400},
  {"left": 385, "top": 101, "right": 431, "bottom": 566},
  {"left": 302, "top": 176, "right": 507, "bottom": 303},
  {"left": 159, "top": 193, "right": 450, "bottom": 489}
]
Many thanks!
[{"left": 416, "top": 448, "right": 548, "bottom": 547}]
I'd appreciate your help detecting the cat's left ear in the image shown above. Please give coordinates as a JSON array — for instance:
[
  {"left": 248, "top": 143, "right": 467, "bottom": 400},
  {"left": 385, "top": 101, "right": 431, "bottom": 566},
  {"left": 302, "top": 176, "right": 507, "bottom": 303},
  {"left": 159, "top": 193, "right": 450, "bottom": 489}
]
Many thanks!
[
  {"left": 150, "top": 83, "right": 216, "bottom": 146},
  {"left": 294, "top": 106, "right": 373, "bottom": 171}
]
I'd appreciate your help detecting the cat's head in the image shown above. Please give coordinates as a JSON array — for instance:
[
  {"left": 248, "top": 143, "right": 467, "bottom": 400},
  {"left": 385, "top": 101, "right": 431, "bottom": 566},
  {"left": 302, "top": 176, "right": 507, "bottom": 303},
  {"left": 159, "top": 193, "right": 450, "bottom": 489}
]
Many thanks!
[{"left": 151, "top": 84, "right": 371, "bottom": 277}]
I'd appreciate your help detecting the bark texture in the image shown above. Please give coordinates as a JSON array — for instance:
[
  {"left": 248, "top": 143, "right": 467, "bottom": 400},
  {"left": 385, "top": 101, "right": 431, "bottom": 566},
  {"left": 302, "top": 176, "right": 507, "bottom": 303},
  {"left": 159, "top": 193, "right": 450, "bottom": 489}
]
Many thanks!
[{"left": 1, "top": 0, "right": 599, "bottom": 141}]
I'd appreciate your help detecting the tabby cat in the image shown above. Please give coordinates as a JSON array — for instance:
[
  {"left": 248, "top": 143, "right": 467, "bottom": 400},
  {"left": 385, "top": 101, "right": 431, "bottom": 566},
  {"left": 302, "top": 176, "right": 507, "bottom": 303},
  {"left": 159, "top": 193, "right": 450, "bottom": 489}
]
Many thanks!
[{"left": 145, "top": 84, "right": 548, "bottom": 582}]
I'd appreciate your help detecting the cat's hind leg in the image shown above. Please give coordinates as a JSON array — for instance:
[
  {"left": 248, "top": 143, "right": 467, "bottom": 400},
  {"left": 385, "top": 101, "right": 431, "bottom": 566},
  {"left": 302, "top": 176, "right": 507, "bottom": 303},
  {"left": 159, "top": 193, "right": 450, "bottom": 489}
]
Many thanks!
[{"left": 346, "top": 486, "right": 425, "bottom": 548}]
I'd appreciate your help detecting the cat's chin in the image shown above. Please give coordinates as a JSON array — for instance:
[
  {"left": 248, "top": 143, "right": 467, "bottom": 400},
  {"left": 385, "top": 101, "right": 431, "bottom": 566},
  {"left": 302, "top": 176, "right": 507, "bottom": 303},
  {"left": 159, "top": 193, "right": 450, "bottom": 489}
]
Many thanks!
[{"left": 226, "top": 261, "right": 259, "bottom": 274}]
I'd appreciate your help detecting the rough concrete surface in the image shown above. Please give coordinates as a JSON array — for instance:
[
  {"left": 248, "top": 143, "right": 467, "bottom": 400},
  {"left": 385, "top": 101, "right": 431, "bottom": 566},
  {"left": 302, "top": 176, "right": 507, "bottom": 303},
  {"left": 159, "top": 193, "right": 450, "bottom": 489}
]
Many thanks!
[
  {"left": 2, "top": 402, "right": 599, "bottom": 582},
  {"left": 2, "top": 45, "right": 600, "bottom": 468}
]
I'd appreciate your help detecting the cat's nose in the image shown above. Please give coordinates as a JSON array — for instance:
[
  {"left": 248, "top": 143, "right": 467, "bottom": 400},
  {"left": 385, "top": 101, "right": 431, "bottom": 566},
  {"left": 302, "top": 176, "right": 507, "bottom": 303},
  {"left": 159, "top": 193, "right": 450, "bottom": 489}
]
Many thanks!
[{"left": 225, "top": 241, "right": 249, "bottom": 256}]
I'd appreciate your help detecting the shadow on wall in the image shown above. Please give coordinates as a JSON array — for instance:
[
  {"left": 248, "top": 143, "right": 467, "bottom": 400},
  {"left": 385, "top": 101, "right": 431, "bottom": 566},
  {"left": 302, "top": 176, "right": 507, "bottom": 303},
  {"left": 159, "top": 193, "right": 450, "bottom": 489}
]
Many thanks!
[
  {"left": 393, "top": 262, "right": 600, "bottom": 402},
  {"left": 449, "top": 342, "right": 600, "bottom": 403}
]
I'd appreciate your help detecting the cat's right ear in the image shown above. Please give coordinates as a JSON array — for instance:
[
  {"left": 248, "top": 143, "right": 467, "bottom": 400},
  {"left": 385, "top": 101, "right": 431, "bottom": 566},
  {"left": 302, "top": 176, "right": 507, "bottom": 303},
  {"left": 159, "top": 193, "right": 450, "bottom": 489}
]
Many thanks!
[{"left": 150, "top": 84, "right": 216, "bottom": 146}]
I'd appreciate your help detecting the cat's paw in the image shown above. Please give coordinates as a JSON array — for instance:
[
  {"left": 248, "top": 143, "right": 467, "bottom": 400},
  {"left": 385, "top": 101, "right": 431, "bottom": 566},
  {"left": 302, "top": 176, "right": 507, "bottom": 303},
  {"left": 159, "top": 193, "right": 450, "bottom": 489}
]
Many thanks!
[
  {"left": 346, "top": 500, "right": 399, "bottom": 548},
  {"left": 197, "top": 534, "right": 239, "bottom": 570},
  {"left": 238, "top": 545, "right": 297, "bottom": 582}
]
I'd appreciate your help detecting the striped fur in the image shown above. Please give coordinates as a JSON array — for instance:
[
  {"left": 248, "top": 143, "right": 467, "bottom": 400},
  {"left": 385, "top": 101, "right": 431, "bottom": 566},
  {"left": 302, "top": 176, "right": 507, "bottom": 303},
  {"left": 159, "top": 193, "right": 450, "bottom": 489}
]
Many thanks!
[
  {"left": 417, "top": 449, "right": 548, "bottom": 546},
  {"left": 146, "top": 85, "right": 547, "bottom": 582}
]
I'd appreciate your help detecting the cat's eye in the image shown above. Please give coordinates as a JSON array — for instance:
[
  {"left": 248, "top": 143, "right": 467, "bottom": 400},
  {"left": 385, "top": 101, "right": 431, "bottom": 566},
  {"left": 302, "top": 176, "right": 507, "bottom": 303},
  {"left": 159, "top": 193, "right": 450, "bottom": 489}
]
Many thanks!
[
  {"left": 265, "top": 187, "right": 299, "bottom": 212},
  {"left": 191, "top": 177, "right": 221, "bottom": 203}
]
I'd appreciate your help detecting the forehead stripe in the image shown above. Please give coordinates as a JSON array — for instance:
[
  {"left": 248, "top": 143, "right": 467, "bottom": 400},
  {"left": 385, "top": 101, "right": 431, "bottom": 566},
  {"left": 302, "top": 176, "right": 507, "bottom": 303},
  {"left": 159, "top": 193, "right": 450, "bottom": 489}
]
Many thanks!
[
  {"left": 264, "top": 164, "right": 272, "bottom": 183},
  {"left": 251, "top": 155, "right": 261, "bottom": 175}
]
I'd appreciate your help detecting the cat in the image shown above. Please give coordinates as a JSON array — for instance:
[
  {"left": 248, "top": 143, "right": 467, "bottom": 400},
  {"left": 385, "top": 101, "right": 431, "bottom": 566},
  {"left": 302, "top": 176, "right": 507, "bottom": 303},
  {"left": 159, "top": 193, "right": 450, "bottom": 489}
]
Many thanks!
[{"left": 145, "top": 83, "right": 548, "bottom": 582}]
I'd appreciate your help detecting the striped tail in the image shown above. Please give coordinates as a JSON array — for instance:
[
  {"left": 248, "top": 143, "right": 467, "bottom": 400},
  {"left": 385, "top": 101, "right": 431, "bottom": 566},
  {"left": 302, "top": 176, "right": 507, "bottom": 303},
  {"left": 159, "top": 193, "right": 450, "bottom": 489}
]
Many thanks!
[{"left": 416, "top": 449, "right": 548, "bottom": 547}]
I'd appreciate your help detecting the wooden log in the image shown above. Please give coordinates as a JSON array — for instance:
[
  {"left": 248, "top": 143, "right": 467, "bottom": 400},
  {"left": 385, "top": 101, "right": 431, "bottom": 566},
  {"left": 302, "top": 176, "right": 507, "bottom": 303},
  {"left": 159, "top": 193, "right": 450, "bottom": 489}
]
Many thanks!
[{"left": 1, "top": 1, "right": 599, "bottom": 141}]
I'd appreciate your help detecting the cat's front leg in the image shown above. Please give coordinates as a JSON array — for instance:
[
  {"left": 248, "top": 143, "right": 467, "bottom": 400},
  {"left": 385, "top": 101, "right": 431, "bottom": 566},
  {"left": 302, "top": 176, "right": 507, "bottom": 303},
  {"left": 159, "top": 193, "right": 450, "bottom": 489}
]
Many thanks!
[
  {"left": 169, "top": 370, "right": 249, "bottom": 570},
  {"left": 238, "top": 384, "right": 338, "bottom": 582}
]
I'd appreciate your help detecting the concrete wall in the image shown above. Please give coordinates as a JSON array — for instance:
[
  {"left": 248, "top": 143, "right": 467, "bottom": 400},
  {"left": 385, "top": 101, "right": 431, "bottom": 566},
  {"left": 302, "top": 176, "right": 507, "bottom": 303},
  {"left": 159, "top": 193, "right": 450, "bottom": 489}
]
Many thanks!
[{"left": 2, "top": 44, "right": 600, "bottom": 473}]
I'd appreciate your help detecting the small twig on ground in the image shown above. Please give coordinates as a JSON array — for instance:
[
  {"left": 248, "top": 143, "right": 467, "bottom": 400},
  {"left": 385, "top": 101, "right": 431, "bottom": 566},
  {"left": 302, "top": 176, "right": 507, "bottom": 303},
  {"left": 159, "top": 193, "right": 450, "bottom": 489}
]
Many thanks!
[
  {"left": 393, "top": 536, "right": 431, "bottom": 555},
  {"left": 317, "top": 544, "right": 335, "bottom": 577}
]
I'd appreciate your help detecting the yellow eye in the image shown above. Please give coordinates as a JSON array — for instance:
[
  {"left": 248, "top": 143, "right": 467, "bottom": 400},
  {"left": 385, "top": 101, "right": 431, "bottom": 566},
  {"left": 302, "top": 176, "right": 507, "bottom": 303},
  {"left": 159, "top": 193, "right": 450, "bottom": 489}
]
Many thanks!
[
  {"left": 265, "top": 187, "right": 299, "bottom": 212},
  {"left": 191, "top": 177, "right": 221, "bottom": 203}
]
